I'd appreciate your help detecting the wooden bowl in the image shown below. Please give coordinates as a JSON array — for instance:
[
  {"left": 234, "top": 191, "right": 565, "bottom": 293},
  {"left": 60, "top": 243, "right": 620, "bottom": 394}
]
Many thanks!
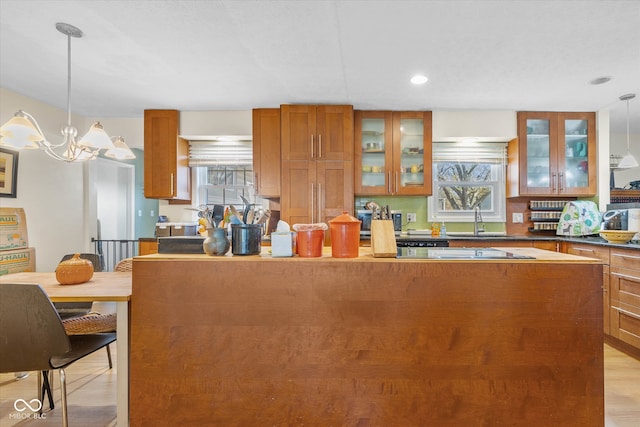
[{"left": 599, "top": 230, "right": 637, "bottom": 244}]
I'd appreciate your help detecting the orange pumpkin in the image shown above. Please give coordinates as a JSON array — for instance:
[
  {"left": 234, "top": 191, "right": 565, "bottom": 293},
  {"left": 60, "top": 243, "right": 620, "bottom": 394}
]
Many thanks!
[{"left": 55, "top": 253, "right": 94, "bottom": 285}]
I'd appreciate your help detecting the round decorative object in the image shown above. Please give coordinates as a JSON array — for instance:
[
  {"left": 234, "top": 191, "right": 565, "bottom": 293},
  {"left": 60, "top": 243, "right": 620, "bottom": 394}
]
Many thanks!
[
  {"left": 599, "top": 230, "right": 636, "bottom": 244},
  {"left": 203, "top": 227, "right": 230, "bottom": 256},
  {"left": 55, "top": 253, "right": 94, "bottom": 285}
]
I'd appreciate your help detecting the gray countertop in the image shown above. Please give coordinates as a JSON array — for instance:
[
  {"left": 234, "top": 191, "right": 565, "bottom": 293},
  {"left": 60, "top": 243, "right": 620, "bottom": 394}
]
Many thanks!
[{"left": 394, "top": 233, "right": 640, "bottom": 250}]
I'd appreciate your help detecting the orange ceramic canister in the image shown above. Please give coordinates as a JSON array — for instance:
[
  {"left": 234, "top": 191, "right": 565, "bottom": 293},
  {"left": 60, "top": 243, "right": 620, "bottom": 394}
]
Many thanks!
[
  {"left": 296, "top": 229, "right": 325, "bottom": 257},
  {"left": 328, "top": 211, "right": 361, "bottom": 258}
]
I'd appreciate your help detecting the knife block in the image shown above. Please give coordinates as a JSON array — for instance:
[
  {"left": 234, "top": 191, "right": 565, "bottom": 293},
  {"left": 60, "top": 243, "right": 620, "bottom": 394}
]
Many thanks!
[{"left": 370, "top": 220, "right": 397, "bottom": 258}]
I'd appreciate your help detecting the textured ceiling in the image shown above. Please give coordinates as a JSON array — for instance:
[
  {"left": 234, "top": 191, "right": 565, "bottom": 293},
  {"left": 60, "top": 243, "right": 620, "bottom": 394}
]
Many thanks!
[{"left": 1, "top": 0, "right": 639, "bottom": 139}]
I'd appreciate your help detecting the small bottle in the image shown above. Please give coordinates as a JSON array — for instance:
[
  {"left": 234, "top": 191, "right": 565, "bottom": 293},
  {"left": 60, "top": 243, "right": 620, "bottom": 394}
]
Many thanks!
[
  {"left": 431, "top": 222, "right": 440, "bottom": 237},
  {"left": 440, "top": 222, "right": 447, "bottom": 237}
]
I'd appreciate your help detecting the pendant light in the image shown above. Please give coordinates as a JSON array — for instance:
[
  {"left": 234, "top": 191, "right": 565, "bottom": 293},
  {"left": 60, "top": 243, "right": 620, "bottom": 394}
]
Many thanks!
[
  {"left": 0, "top": 23, "right": 134, "bottom": 162},
  {"left": 617, "top": 93, "right": 639, "bottom": 169}
]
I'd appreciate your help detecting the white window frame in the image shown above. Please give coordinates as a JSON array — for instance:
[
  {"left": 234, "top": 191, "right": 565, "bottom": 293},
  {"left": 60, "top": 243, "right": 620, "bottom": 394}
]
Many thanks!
[
  {"left": 194, "top": 166, "right": 256, "bottom": 208},
  {"left": 429, "top": 143, "right": 507, "bottom": 223}
]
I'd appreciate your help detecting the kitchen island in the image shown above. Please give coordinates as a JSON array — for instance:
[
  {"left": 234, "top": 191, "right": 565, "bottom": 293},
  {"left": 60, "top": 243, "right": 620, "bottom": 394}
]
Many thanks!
[{"left": 130, "top": 248, "right": 603, "bottom": 426}]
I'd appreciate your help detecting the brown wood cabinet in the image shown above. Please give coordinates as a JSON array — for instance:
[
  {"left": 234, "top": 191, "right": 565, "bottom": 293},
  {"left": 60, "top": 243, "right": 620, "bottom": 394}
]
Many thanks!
[
  {"left": 252, "top": 108, "right": 281, "bottom": 198},
  {"left": 508, "top": 112, "right": 596, "bottom": 197},
  {"left": 131, "top": 251, "right": 603, "bottom": 426},
  {"left": 138, "top": 239, "right": 158, "bottom": 256},
  {"left": 563, "top": 242, "right": 610, "bottom": 334},
  {"left": 280, "top": 105, "right": 354, "bottom": 225},
  {"left": 610, "top": 248, "right": 640, "bottom": 351},
  {"left": 355, "top": 111, "right": 432, "bottom": 196},
  {"left": 143, "top": 110, "right": 191, "bottom": 201}
]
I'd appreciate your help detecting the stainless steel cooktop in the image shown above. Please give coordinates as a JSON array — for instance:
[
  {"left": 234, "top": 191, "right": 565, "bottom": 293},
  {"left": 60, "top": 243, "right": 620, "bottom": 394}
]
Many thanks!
[{"left": 396, "top": 247, "right": 535, "bottom": 260}]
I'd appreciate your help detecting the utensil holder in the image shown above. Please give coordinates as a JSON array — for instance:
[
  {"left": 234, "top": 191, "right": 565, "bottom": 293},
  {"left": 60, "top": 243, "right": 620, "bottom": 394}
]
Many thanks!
[{"left": 231, "top": 224, "right": 262, "bottom": 255}]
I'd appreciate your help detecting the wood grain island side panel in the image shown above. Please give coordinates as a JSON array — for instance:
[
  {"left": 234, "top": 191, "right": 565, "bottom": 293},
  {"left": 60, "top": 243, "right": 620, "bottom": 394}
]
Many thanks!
[{"left": 130, "top": 254, "right": 604, "bottom": 427}]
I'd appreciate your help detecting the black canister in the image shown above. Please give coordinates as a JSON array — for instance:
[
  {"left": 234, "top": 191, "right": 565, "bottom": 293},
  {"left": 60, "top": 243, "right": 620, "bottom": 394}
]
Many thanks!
[{"left": 231, "top": 224, "right": 262, "bottom": 255}]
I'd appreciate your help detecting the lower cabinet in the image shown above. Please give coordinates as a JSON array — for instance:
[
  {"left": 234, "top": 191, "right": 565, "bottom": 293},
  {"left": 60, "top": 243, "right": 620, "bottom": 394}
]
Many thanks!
[
  {"left": 563, "top": 243, "right": 610, "bottom": 335},
  {"left": 610, "top": 248, "right": 640, "bottom": 350}
]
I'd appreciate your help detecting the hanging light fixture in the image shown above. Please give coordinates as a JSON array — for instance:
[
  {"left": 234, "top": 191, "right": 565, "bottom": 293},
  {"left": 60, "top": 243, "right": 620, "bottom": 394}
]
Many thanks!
[
  {"left": 617, "top": 93, "right": 638, "bottom": 169},
  {"left": 0, "top": 23, "right": 134, "bottom": 162},
  {"left": 105, "top": 136, "right": 136, "bottom": 160}
]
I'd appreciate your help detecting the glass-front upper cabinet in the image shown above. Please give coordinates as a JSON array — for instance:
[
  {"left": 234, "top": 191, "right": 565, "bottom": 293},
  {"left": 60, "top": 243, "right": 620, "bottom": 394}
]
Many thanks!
[
  {"left": 355, "top": 111, "right": 392, "bottom": 195},
  {"left": 515, "top": 112, "right": 596, "bottom": 196},
  {"left": 355, "top": 111, "right": 432, "bottom": 196},
  {"left": 560, "top": 116, "right": 593, "bottom": 192}
]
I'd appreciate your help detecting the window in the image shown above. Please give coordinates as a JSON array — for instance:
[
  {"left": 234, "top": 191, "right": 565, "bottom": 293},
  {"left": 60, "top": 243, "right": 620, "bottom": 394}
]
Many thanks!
[
  {"left": 429, "top": 142, "right": 507, "bottom": 222},
  {"left": 195, "top": 166, "right": 255, "bottom": 207},
  {"left": 188, "top": 138, "right": 258, "bottom": 208}
]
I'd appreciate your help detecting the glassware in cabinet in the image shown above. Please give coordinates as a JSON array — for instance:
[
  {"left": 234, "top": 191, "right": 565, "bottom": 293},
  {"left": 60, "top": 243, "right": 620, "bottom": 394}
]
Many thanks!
[
  {"left": 355, "top": 111, "right": 431, "bottom": 196},
  {"left": 514, "top": 112, "right": 595, "bottom": 197}
]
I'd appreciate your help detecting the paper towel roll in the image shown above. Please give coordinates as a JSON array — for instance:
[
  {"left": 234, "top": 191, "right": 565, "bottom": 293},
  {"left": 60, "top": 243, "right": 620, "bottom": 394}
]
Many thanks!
[{"left": 628, "top": 209, "right": 640, "bottom": 240}]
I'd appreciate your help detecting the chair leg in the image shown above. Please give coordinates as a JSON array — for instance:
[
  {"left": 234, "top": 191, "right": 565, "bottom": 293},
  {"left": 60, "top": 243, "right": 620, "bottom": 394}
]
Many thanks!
[
  {"left": 37, "top": 371, "right": 42, "bottom": 414},
  {"left": 106, "top": 344, "right": 113, "bottom": 369},
  {"left": 40, "top": 370, "right": 55, "bottom": 411},
  {"left": 59, "top": 368, "right": 68, "bottom": 427}
]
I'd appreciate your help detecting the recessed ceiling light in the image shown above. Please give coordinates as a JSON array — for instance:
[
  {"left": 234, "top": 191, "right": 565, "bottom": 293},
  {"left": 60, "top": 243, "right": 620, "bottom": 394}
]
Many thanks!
[
  {"left": 410, "top": 74, "right": 428, "bottom": 85},
  {"left": 589, "top": 76, "right": 612, "bottom": 85}
]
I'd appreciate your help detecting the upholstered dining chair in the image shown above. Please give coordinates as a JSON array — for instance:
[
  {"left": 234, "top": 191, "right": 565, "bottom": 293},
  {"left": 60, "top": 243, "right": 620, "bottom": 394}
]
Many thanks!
[{"left": 0, "top": 282, "right": 116, "bottom": 427}]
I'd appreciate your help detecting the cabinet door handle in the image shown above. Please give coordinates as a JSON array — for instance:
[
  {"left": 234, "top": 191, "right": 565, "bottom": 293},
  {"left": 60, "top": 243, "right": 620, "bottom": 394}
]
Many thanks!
[
  {"left": 318, "top": 182, "right": 323, "bottom": 222},
  {"left": 613, "top": 253, "right": 640, "bottom": 262},
  {"left": 612, "top": 306, "right": 640, "bottom": 321},
  {"left": 611, "top": 271, "right": 640, "bottom": 283},
  {"left": 551, "top": 172, "right": 557, "bottom": 192},
  {"left": 572, "top": 247, "right": 596, "bottom": 254},
  {"left": 310, "top": 183, "right": 315, "bottom": 223},
  {"left": 170, "top": 173, "right": 174, "bottom": 196},
  {"left": 388, "top": 171, "right": 392, "bottom": 193},
  {"left": 395, "top": 171, "right": 399, "bottom": 194},
  {"left": 254, "top": 174, "right": 259, "bottom": 195},
  {"left": 318, "top": 134, "right": 322, "bottom": 159},
  {"left": 310, "top": 134, "right": 315, "bottom": 159},
  {"left": 559, "top": 172, "right": 564, "bottom": 192}
]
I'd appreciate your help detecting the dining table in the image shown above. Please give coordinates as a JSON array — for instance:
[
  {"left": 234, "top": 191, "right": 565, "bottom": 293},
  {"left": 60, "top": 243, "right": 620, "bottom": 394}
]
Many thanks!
[{"left": 0, "top": 271, "right": 132, "bottom": 426}]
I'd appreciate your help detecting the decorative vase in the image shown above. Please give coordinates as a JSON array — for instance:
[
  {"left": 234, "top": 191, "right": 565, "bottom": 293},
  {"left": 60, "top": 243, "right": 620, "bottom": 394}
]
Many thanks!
[
  {"left": 56, "top": 253, "right": 94, "bottom": 285},
  {"left": 203, "top": 227, "right": 230, "bottom": 256}
]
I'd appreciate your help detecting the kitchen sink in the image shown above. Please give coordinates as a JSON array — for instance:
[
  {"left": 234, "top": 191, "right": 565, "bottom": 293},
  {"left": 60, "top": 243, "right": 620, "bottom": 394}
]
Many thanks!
[{"left": 444, "top": 232, "right": 507, "bottom": 237}]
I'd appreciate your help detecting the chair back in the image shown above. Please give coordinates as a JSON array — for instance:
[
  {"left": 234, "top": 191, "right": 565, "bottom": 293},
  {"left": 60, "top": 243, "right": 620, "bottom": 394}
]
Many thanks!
[
  {"left": 0, "top": 283, "right": 71, "bottom": 373},
  {"left": 114, "top": 258, "right": 133, "bottom": 272},
  {"left": 59, "top": 253, "right": 104, "bottom": 272}
]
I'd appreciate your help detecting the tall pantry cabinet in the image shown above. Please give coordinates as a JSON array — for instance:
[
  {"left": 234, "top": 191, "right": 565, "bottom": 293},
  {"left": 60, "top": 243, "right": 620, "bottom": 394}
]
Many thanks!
[{"left": 280, "top": 105, "right": 354, "bottom": 225}]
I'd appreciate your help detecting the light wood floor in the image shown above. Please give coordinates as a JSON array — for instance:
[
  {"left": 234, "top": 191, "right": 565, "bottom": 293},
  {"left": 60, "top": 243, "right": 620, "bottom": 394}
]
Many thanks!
[{"left": 1, "top": 344, "right": 638, "bottom": 426}]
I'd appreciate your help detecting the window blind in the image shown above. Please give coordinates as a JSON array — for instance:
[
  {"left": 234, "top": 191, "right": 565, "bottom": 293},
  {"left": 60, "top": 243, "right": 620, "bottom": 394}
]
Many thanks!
[
  {"left": 188, "top": 139, "right": 253, "bottom": 166},
  {"left": 432, "top": 142, "right": 507, "bottom": 164}
]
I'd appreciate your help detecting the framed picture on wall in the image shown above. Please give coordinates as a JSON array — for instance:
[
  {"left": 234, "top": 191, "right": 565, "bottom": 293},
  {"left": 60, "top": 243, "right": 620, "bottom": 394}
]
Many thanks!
[{"left": 0, "top": 148, "right": 19, "bottom": 198}]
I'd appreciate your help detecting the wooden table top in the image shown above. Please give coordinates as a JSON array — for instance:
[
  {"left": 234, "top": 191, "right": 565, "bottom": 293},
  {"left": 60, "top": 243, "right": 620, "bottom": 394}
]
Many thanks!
[{"left": 0, "top": 271, "right": 132, "bottom": 302}]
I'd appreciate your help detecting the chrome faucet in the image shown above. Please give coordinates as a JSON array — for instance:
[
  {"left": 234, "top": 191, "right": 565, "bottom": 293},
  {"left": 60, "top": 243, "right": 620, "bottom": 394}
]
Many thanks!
[{"left": 474, "top": 206, "right": 485, "bottom": 236}]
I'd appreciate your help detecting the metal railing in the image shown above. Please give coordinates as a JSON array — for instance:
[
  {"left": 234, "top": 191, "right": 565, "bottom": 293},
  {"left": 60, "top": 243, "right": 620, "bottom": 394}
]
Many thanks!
[{"left": 92, "top": 239, "right": 138, "bottom": 272}]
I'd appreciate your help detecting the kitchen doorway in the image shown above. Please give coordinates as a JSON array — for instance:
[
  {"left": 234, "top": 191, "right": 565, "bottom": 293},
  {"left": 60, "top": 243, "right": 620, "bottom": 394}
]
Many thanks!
[{"left": 95, "top": 158, "right": 135, "bottom": 240}]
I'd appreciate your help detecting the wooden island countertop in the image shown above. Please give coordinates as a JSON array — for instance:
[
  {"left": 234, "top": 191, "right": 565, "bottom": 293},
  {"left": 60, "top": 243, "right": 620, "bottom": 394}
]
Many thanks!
[{"left": 130, "top": 247, "right": 604, "bottom": 426}]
